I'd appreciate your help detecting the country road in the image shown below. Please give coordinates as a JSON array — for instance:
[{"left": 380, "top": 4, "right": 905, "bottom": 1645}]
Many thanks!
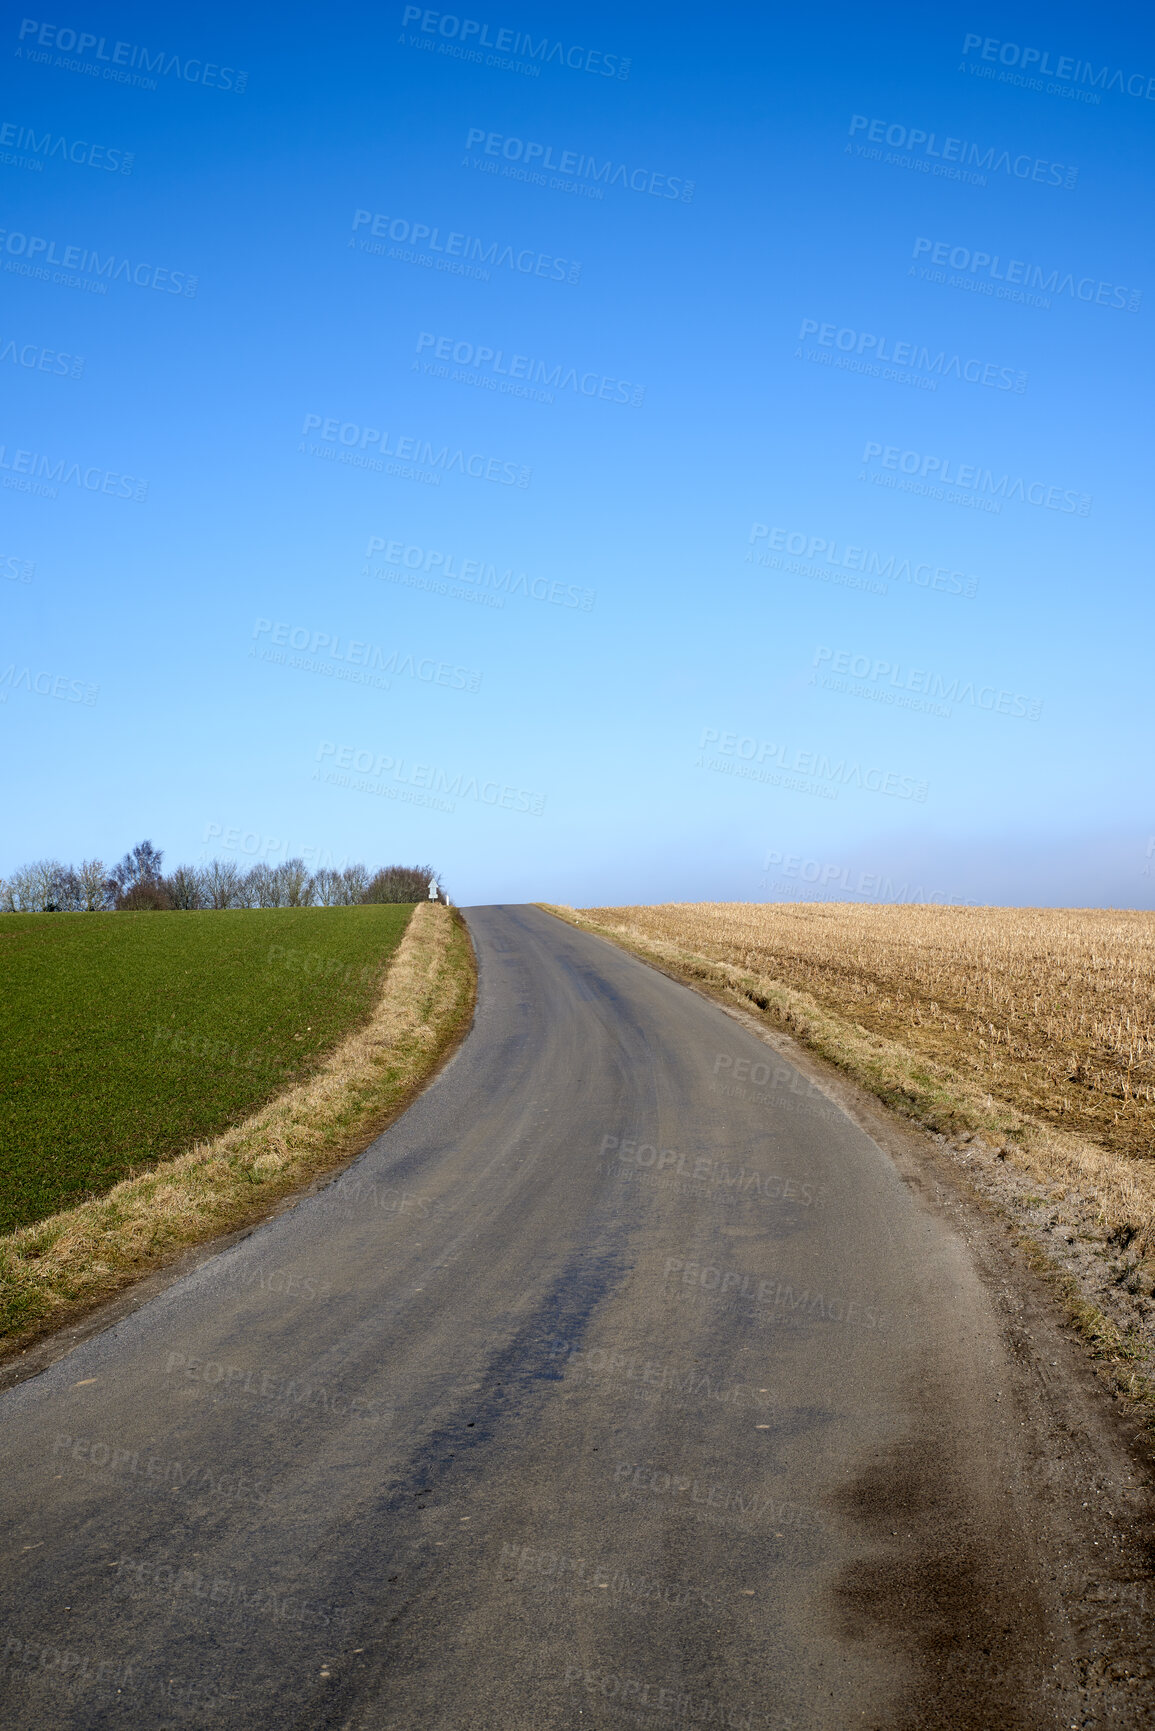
[{"left": 1, "top": 904, "right": 1154, "bottom": 1729}]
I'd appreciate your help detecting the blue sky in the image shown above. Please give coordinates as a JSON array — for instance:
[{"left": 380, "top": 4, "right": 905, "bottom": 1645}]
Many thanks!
[{"left": 2, "top": 0, "right": 1152, "bottom": 906}]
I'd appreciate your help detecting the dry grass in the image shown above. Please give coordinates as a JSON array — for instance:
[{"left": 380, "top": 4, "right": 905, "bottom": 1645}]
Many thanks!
[
  {"left": 554, "top": 902, "right": 1155, "bottom": 1262},
  {"left": 0, "top": 902, "right": 474, "bottom": 1356}
]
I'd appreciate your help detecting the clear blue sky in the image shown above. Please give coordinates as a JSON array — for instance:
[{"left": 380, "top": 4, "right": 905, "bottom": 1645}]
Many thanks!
[{"left": 2, "top": 0, "right": 1152, "bottom": 907}]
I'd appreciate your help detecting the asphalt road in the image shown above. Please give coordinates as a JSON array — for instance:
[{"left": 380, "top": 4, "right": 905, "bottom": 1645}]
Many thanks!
[{"left": 1, "top": 904, "right": 1153, "bottom": 1729}]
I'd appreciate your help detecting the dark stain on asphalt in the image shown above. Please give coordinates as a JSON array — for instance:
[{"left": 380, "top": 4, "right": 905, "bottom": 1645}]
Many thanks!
[
  {"left": 285, "top": 1231, "right": 634, "bottom": 1729},
  {"left": 828, "top": 1424, "right": 1054, "bottom": 1729}
]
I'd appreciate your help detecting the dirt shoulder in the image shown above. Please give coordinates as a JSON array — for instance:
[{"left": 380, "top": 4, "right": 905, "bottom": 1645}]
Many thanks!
[{"left": 0, "top": 902, "right": 476, "bottom": 1371}]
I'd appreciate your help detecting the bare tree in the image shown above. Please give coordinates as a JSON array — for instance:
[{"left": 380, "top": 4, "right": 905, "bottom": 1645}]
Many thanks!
[
  {"left": 341, "top": 864, "right": 369, "bottom": 904},
  {"left": 109, "top": 840, "right": 165, "bottom": 906},
  {"left": 2, "top": 863, "right": 40, "bottom": 911},
  {"left": 165, "top": 866, "right": 206, "bottom": 910},
  {"left": 243, "top": 863, "right": 281, "bottom": 908},
  {"left": 76, "top": 859, "right": 112, "bottom": 911},
  {"left": 2, "top": 865, "right": 40, "bottom": 912},
  {"left": 0, "top": 858, "right": 110, "bottom": 911},
  {"left": 15, "top": 860, "right": 67, "bottom": 911},
  {"left": 312, "top": 867, "right": 345, "bottom": 906},
  {"left": 37, "top": 859, "right": 70, "bottom": 910},
  {"left": 202, "top": 859, "right": 245, "bottom": 909},
  {"left": 53, "top": 867, "right": 84, "bottom": 911},
  {"left": 276, "top": 859, "right": 315, "bottom": 907}
]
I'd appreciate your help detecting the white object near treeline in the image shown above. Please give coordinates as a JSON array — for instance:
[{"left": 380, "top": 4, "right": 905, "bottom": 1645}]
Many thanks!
[{"left": 428, "top": 879, "right": 438, "bottom": 900}]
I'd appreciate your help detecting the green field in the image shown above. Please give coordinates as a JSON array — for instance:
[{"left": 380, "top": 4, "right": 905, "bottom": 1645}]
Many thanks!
[{"left": 0, "top": 904, "right": 414, "bottom": 1235}]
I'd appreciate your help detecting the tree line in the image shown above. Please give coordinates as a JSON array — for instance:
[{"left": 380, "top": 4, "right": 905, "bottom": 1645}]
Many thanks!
[{"left": 0, "top": 841, "right": 445, "bottom": 912}]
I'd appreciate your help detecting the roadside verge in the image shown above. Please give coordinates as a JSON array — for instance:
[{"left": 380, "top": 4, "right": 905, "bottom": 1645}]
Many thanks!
[
  {"left": 542, "top": 903, "right": 1155, "bottom": 1433},
  {"left": 0, "top": 902, "right": 475, "bottom": 1361}
]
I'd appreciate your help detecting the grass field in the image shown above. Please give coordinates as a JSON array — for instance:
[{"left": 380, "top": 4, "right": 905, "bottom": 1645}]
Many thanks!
[{"left": 0, "top": 904, "right": 414, "bottom": 1234}]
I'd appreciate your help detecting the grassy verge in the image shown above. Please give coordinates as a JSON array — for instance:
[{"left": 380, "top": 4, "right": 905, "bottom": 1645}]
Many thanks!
[
  {"left": 0, "top": 902, "right": 418, "bottom": 1233},
  {"left": 543, "top": 904, "right": 1155, "bottom": 1426},
  {"left": 0, "top": 902, "right": 474, "bottom": 1356}
]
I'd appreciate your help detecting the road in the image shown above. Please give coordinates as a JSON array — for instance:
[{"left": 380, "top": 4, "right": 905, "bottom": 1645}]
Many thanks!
[{"left": 1, "top": 904, "right": 1153, "bottom": 1729}]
